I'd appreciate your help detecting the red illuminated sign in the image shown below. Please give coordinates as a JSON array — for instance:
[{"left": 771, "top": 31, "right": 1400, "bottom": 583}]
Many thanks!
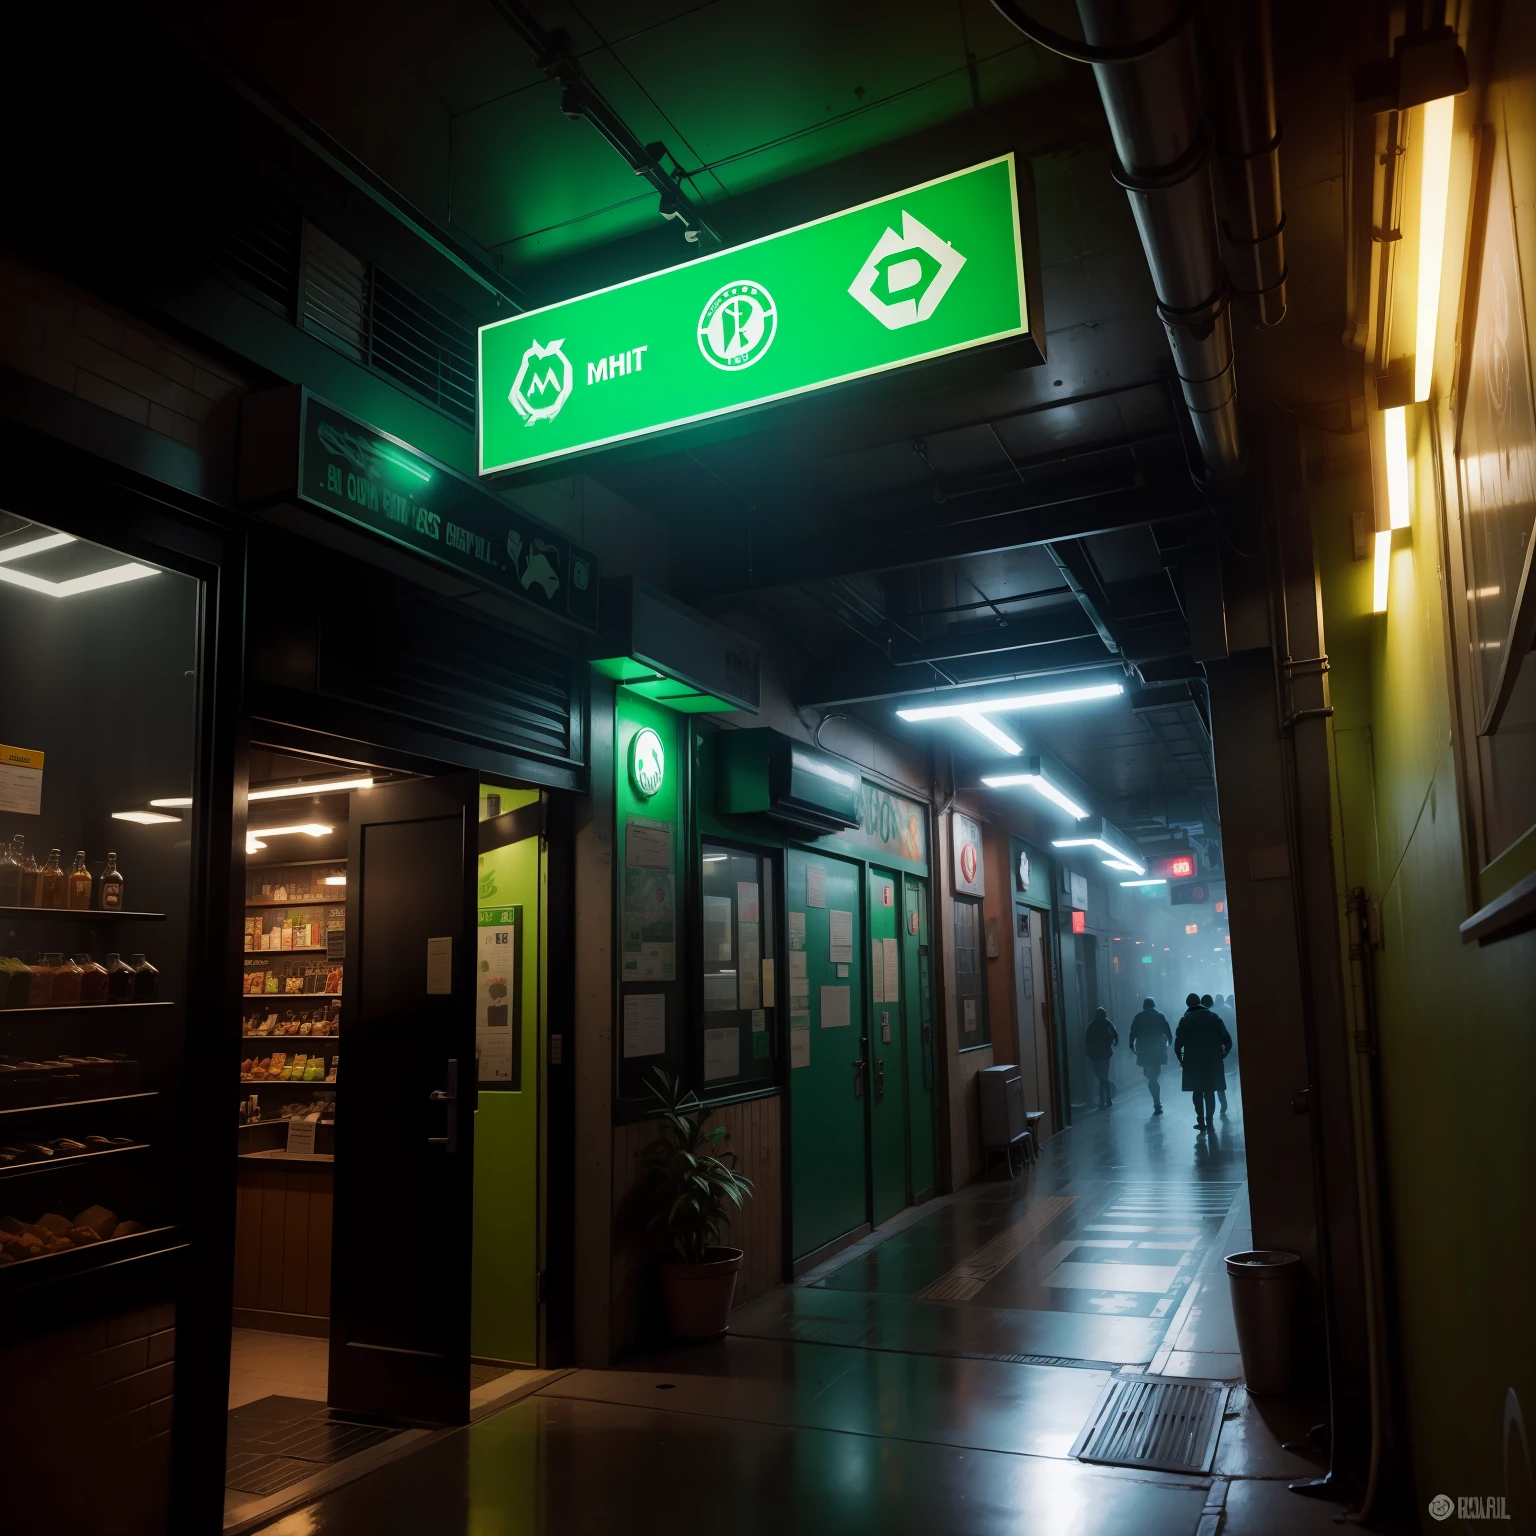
[
  {"left": 1071, "top": 910, "right": 1086, "bottom": 934},
  {"left": 1215, "top": 900, "right": 1225, "bottom": 914},
  {"left": 1184, "top": 922, "right": 1199, "bottom": 935},
  {"left": 1153, "top": 853, "right": 1198, "bottom": 880}
]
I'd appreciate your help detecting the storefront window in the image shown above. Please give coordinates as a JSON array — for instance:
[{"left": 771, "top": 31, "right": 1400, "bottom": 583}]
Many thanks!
[
  {"left": 697, "top": 842, "right": 776, "bottom": 1094},
  {"left": 953, "top": 895, "right": 990, "bottom": 1049}
]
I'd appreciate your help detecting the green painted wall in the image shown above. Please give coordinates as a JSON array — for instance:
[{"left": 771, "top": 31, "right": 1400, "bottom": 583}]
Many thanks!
[
  {"left": 1313, "top": 449, "right": 1535, "bottom": 1518},
  {"left": 471, "top": 784, "right": 542, "bottom": 1365}
]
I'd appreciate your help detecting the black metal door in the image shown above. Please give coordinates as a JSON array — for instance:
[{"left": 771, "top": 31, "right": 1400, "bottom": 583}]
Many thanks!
[{"left": 328, "top": 775, "right": 478, "bottom": 1424}]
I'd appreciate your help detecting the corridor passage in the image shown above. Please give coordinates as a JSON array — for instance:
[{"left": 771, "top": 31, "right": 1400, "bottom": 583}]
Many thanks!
[{"left": 260, "top": 1084, "right": 1358, "bottom": 1536}]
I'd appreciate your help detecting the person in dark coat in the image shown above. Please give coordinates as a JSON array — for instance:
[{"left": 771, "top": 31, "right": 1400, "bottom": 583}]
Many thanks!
[
  {"left": 1127, "top": 996, "right": 1172, "bottom": 1114},
  {"left": 1085, "top": 1007, "right": 1119, "bottom": 1108},
  {"left": 1175, "top": 992, "right": 1232, "bottom": 1131},
  {"left": 1201, "top": 994, "right": 1230, "bottom": 1115}
]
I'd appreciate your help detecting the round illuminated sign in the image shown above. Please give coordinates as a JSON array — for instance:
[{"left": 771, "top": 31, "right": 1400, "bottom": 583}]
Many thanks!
[
  {"left": 698, "top": 281, "right": 778, "bottom": 370},
  {"left": 629, "top": 727, "right": 665, "bottom": 798},
  {"left": 1017, "top": 849, "right": 1031, "bottom": 892},
  {"left": 960, "top": 841, "right": 978, "bottom": 886}
]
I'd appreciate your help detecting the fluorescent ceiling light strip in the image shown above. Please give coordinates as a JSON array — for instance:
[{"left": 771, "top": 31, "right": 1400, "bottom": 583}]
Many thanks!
[
  {"left": 248, "top": 824, "right": 334, "bottom": 839},
  {"left": 1384, "top": 407, "right": 1411, "bottom": 528},
  {"left": 960, "top": 710, "right": 1022, "bottom": 755},
  {"left": 1120, "top": 878, "right": 1167, "bottom": 887},
  {"left": 1052, "top": 836, "right": 1144, "bottom": 875},
  {"left": 980, "top": 772, "right": 1090, "bottom": 820},
  {"left": 111, "top": 810, "right": 180, "bottom": 825},
  {"left": 0, "top": 532, "right": 75, "bottom": 564},
  {"left": 897, "top": 682, "right": 1123, "bottom": 721},
  {"left": 1372, "top": 529, "right": 1392, "bottom": 614},
  {"left": 249, "top": 777, "right": 375, "bottom": 801},
  {"left": 1103, "top": 859, "right": 1142, "bottom": 873},
  {"left": 0, "top": 562, "right": 158, "bottom": 597},
  {"left": 149, "top": 797, "right": 193, "bottom": 808},
  {"left": 1415, "top": 95, "right": 1455, "bottom": 404}
]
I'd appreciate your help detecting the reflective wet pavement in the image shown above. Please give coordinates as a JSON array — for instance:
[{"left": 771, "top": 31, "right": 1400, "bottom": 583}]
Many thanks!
[{"left": 261, "top": 1087, "right": 1371, "bottom": 1535}]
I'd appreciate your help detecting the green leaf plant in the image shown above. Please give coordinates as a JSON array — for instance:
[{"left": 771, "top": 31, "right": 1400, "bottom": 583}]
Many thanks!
[{"left": 639, "top": 1068, "right": 755, "bottom": 1266}]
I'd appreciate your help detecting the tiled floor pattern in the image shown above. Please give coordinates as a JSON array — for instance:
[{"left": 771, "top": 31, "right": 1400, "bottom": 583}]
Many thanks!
[
  {"left": 225, "top": 1395, "right": 400, "bottom": 1497},
  {"left": 228, "top": 1327, "right": 328, "bottom": 1410}
]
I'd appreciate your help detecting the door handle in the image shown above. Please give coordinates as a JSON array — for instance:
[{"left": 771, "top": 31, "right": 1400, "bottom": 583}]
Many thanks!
[
  {"left": 429, "top": 1058, "right": 458, "bottom": 1153},
  {"left": 851, "top": 1057, "right": 865, "bottom": 1098},
  {"left": 875, "top": 1058, "right": 885, "bottom": 1101}
]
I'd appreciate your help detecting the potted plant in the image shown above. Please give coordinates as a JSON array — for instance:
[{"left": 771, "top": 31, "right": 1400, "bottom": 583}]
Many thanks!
[{"left": 639, "top": 1068, "right": 754, "bottom": 1340}]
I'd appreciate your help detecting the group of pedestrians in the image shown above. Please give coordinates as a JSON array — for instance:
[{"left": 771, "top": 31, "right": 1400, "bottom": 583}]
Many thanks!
[{"left": 1084, "top": 993, "right": 1234, "bottom": 1130}]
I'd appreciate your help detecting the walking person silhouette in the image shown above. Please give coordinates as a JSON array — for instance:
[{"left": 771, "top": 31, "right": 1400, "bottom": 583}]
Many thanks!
[
  {"left": 1128, "top": 997, "right": 1172, "bottom": 1115},
  {"left": 1085, "top": 1007, "right": 1119, "bottom": 1109},
  {"left": 1175, "top": 992, "right": 1232, "bottom": 1131},
  {"left": 1200, "top": 994, "right": 1231, "bottom": 1115}
]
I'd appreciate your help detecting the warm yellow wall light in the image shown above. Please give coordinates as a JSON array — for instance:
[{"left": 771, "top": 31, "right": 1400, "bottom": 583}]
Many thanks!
[
  {"left": 1384, "top": 406, "right": 1411, "bottom": 527},
  {"left": 1372, "top": 529, "right": 1392, "bottom": 613},
  {"left": 1414, "top": 96, "right": 1455, "bottom": 402}
]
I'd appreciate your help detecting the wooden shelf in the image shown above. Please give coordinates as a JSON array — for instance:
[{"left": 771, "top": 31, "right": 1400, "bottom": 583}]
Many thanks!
[
  {"left": 242, "top": 994, "right": 341, "bottom": 1004},
  {"left": 0, "top": 1224, "right": 184, "bottom": 1295},
  {"left": 0, "top": 1001, "right": 173, "bottom": 1017},
  {"left": 239, "top": 1081, "right": 336, "bottom": 1090},
  {"left": 247, "top": 857, "right": 347, "bottom": 870},
  {"left": 0, "top": 1142, "right": 148, "bottom": 1182},
  {"left": 0, "top": 1092, "right": 157, "bottom": 1119},
  {"left": 245, "top": 898, "right": 342, "bottom": 909},
  {"left": 0, "top": 907, "right": 165, "bottom": 921},
  {"left": 244, "top": 1035, "right": 338, "bottom": 1042},
  {"left": 243, "top": 946, "right": 331, "bottom": 955}
]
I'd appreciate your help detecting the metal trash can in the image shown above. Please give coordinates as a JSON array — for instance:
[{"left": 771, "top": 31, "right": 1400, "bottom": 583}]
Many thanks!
[{"left": 1225, "top": 1250, "right": 1300, "bottom": 1394}]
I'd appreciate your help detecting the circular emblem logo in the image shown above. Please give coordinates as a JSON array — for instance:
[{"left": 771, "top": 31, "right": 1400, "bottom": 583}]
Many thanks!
[
  {"left": 697, "top": 281, "right": 777, "bottom": 371},
  {"left": 960, "top": 841, "right": 978, "bottom": 886},
  {"left": 1427, "top": 1495, "right": 1454, "bottom": 1522},
  {"left": 630, "top": 727, "right": 665, "bottom": 799},
  {"left": 1017, "top": 849, "right": 1031, "bottom": 892}
]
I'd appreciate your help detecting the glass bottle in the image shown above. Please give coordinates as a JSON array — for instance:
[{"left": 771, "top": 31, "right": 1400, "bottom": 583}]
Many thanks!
[
  {"left": 67, "top": 851, "right": 93, "bottom": 910},
  {"left": 0, "top": 835, "right": 21, "bottom": 906},
  {"left": 17, "top": 841, "right": 40, "bottom": 907},
  {"left": 75, "top": 954, "right": 108, "bottom": 1005},
  {"left": 129, "top": 953, "right": 158, "bottom": 1002},
  {"left": 27, "top": 952, "right": 60, "bottom": 1007},
  {"left": 36, "top": 849, "right": 66, "bottom": 910},
  {"left": 104, "top": 952, "right": 135, "bottom": 1003},
  {"left": 50, "top": 954, "right": 84, "bottom": 1006},
  {"left": 97, "top": 853, "right": 124, "bottom": 911}
]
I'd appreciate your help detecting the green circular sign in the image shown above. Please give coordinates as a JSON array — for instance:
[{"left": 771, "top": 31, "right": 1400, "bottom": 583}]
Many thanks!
[
  {"left": 630, "top": 727, "right": 665, "bottom": 798},
  {"left": 697, "top": 280, "right": 777, "bottom": 371}
]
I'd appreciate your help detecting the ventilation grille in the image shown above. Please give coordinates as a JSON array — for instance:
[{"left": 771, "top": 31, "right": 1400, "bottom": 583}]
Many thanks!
[
  {"left": 1070, "top": 1376, "right": 1227, "bottom": 1474},
  {"left": 371, "top": 270, "right": 476, "bottom": 426},
  {"left": 209, "top": 179, "right": 301, "bottom": 317},
  {"left": 301, "top": 224, "right": 370, "bottom": 362}
]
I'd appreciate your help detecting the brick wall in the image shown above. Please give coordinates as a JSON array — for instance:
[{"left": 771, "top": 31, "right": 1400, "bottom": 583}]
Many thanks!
[
  {"left": 0, "top": 1300, "right": 176, "bottom": 1535},
  {"left": 0, "top": 251, "right": 250, "bottom": 462}
]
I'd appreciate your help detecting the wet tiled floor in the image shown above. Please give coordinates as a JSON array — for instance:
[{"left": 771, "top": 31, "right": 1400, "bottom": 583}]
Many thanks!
[{"left": 262, "top": 1088, "right": 1382, "bottom": 1535}]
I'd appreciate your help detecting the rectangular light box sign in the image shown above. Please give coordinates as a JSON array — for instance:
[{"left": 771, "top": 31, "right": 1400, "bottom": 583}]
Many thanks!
[{"left": 478, "top": 154, "right": 1034, "bottom": 476}]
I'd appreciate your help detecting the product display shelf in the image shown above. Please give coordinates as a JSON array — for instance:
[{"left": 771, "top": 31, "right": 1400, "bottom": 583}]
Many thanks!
[
  {"left": 0, "top": 907, "right": 166, "bottom": 921},
  {"left": 0, "top": 1142, "right": 149, "bottom": 1183},
  {"left": 0, "top": 1092, "right": 157, "bottom": 1119},
  {"left": 245, "top": 945, "right": 330, "bottom": 955},
  {"left": 245, "top": 898, "right": 339, "bottom": 908},
  {"left": 0, "top": 1001, "right": 174, "bottom": 1018},
  {"left": 243, "top": 1034, "right": 339, "bottom": 1041},
  {"left": 240, "top": 1079, "right": 337, "bottom": 1088},
  {"left": 0, "top": 1223, "right": 184, "bottom": 1296}
]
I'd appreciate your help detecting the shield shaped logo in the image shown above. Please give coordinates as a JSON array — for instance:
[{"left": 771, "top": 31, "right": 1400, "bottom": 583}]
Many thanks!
[{"left": 510, "top": 338, "right": 573, "bottom": 424}]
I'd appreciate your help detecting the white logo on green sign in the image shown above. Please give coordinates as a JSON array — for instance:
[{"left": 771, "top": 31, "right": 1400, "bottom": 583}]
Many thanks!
[
  {"left": 848, "top": 212, "right": 966, "bottom": 331},
  {"left": 630, "top": 727, "right": 665, "bottom": 798},
  {"left": 697, "top": 282, "right": 777, "bottom": 370},
  {"left": 510, "top": 338, "right": 573, "bottom": 424}
]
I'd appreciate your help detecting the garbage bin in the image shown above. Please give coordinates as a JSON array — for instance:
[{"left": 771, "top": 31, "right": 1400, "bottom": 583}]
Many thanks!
[{"left": 1225, "top": 1250, "right": 1300, "bottom": 1394}]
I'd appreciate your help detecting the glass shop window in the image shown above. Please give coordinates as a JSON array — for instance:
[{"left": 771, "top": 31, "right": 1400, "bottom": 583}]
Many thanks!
[
  {"left": 953, "top": 895, "right": 990, "bottom": 1050},
  {"left": 697, "top": 842, "right": 776, "bottom": 1096}
]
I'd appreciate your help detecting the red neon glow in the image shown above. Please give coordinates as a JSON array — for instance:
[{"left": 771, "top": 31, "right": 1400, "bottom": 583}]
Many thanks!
[
  {"left": 1216, "top": 900, "right": 1225, "bottom": 913},
  {"left": 1071, "top": 910, "right": 1086, "bottom": 934},
  {"left": 1184, "top": 922, "right": 1199, "bottom": 935}
]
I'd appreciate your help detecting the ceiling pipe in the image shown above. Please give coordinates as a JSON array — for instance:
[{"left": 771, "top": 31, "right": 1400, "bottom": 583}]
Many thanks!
[{"left": 992, "top": 0, "right": 1245, "bottom": 487}]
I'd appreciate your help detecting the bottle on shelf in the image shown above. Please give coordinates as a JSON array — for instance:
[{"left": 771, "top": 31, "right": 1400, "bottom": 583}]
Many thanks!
[
  {"left": 98, "top": 853, "right": 124, "bottom": 911},
  {"left": 18, "top": 841, "right": 40, "bottom": 906},
  {"left": 129, "top": 953, "right": 158, "bottom": 1002},
  {"left": 75, "top": 954, "right": 108, "bottom": 1004},
  {"left": 0, "top": 835, "right": 21, "bottom": 905},
  {"left": 104, "top": 952, "right": 135, "bottom": 1003},
  {"left": 49, "top": 953, "right": 84, "bottom": 1006},
  {"left": 36, "top": 849, "right": 66, "bottom": 909},
  {"left": 67, "top": 850, "right": 93, "bottom": 910}
]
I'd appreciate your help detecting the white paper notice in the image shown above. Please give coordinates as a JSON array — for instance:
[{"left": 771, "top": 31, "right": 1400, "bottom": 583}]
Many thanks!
[
  {"left": 704, "top": 895, "right": 733, "bottom": 962},
  {"left": 806, "top": 865, "right": 826, "bottom": 909},
  {"left": 820, "top": 984, "right": 851, "bottom": 1029},
  {"left": 761, "top": 958, "right": 775, "bottom": 1008},
  {"left": 789, "top": 952, "right": 808, "bottom": 981},
  {"left": 871, "top": 941, "right": 885, "bottom": 1004},
  {"left": 751, "top": 1008, "right": 766, "bottom": 1032},
  {"left": 738, "top": 921, "right": 761, "bottom": 1009},
  {"left": 476, "top": 913, "right": 516, "bottom": 1083},
  {"left": 625, "top": 816, "right": 672, "bottom": 869},
  {"left": 622, "top": 992, "right": 666, "bottom": 1058},
  {"left": 787, "top": 910, "right": 806, "bottom": 949},
  {"left": 638, "top": 943, "right": 674, "bottom": 980},
  {"left": 837, "top": 963, "right": 849, "bottom": 978},
  {"left": 882, "top": 937, "right": 900, "bottom": 1005},
  {"left": 736, "top": 881, "right": 760, "bottom": 923},
  {"left": 0, "top": 745, "right": 44, "bottom": 817},
  {"left": 790, "top": 1017, "right": 811, "bottom": 1068},
  {"left": 703, "top": 1026, "right": 740, "bottom": 1081},
  {"left": 829, "top": 909, "right": 853, "bottom": 964},
  {"left": 426, "top": 936, "right": 453, "bottom": 994},
  {"left": 704, "top": 972, "right": 738, "bottom": 1012},
  {"left": 964, "top": 996, "right": 978, "bottom": 1033},
  {"left": 285, "top": 1112, "right": 321, "bottom": 1156}
]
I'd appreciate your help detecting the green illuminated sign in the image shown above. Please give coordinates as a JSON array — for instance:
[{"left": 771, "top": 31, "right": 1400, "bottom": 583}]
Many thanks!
[
  {"left": 478, "top": 155, "right": 1032, "bottom": 475},
  {"left": 629, "top": 727, "right": 666, "bottom": 797}
]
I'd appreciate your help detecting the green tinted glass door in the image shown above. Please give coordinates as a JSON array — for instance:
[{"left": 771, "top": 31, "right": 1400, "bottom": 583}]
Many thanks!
[
  {"left": 868, "top": 867, "right": 906, "bottom": 1226},
  {"left": 903, "top": 876, "right": 936, "bottom": 1200},
  {"left": 787, "top": 849, "right": 866, "bottom": 1261}
]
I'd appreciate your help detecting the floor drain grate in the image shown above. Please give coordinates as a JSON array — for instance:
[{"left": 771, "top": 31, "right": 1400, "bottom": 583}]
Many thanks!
[
  {"left": 1069, "top": 1375, "right": 1228, "bottom": 1474},
  {"left": 984, "top": 1352, "right": 1119, "bottom": 1371}
]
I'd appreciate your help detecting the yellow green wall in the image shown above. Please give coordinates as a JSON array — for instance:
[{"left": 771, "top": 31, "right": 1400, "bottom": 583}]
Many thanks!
[{"left": 471, "top": 784, "right": 543, "bottom": 1365}]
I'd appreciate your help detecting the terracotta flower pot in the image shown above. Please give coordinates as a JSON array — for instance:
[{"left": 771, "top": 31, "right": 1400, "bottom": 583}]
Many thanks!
[{"left": 658, "top": 1247, "right": 743, "bottom": 1340}]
